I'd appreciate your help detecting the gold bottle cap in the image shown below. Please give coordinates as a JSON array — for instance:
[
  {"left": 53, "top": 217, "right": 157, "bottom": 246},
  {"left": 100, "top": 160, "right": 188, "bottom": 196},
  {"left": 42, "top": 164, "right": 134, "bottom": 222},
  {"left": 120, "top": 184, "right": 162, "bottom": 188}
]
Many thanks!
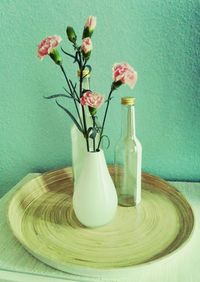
[
  {"left": 77, "top": 69, "right": 91, "bottom": 77},
  {"left": 121, "top": 97, "right": 136, "bottom": 105}
]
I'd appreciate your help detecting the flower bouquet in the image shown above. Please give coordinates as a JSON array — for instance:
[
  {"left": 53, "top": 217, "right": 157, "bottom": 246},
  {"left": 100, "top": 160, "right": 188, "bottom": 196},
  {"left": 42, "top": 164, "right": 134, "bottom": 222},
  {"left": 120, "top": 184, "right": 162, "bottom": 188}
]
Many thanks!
[{"left": 37, "top": 16, "right": 137, "bottom": 228}]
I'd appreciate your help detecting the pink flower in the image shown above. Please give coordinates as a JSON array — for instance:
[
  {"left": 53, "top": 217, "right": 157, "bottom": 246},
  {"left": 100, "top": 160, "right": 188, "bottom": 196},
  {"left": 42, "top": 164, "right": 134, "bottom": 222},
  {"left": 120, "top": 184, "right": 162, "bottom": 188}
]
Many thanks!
[
  {"left": 37, "top": 35, "right": 62, "bottom": 59},
  {"left": 81, "top": 37, "right": 93, "bottom": 54},
  {"left": 112, "top": 63, "right": 137, "bottom": 89},
  {"left": 80, "top": 91, "right": 104, "bottom": 109},
  {"left": 84, "top": 16, "right": 97, "bottom": 31}
]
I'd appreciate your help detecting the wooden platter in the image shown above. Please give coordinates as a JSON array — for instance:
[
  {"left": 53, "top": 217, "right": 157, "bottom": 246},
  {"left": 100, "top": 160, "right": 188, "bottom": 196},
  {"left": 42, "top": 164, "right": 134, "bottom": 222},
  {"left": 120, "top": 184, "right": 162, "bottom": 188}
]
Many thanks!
[{"left": 7, "top": 167, "right": 194, "bottom": 277}]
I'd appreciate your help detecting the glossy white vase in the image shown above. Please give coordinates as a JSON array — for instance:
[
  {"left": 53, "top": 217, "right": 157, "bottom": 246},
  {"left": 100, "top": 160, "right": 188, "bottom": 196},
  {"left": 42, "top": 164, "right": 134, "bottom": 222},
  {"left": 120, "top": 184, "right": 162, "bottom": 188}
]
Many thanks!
[{"left": 73, "top": 150, "right": 118, "bottom": 228}]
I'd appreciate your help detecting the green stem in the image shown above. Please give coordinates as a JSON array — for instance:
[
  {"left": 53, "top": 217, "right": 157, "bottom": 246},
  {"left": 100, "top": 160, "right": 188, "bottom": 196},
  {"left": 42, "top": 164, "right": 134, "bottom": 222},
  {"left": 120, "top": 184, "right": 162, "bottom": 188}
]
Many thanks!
[
  {"left": 59, "top": 64, "right": 83, "bottom": 132},
  {"left": 60, "top": 64, "right": 73, "bottom": 94},
  {"left": 96, "top": 87, "right": 114, "bottom": 151},
  {"left": 73, "top": 98, "right": 83, "bottom": 130},
  {"left": 69, "top": 81, "right": 80, "bottom": 101},
  {"left": 78, "top": 51, "right": 89, "bottom": 151},
  {"left": 92, "top": 115, "right": 96, "bottom": 152}
]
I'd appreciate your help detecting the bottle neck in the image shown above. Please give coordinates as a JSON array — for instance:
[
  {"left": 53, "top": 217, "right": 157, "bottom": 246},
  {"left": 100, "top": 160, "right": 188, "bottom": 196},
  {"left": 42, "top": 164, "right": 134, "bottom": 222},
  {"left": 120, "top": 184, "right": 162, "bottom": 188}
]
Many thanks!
[
  {"left": 78, "top": 74, "right": 90, "bottom": 114},
  {"left": 121, "top": 104, "right": 136, "bottom": 139},
  {"left": 82, "top": 75, "right": 90, "bottom": 91}
]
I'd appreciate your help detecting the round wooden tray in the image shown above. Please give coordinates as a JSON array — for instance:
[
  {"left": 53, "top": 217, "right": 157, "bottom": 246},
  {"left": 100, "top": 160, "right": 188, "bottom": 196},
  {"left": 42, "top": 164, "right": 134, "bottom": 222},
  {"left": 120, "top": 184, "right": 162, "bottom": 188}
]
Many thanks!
[{"left": 8, "top": 167, "right": 194, "bottom": 277}]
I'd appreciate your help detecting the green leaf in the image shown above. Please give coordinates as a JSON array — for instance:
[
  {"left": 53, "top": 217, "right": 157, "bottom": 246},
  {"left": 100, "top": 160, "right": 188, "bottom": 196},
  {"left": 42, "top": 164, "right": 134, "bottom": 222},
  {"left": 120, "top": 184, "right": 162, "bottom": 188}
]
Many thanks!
[
  {"left": 63, "top": 87, "right": 72, "bottom": 96},
  {"left": 55, "top": 100, "right": 84, "bottom": 133},
  {"left": 44, "top": 94, "right": 73, "bottom": 100},
  {"left": 61, "top": 47, "right": 76, "bottom": 60}
]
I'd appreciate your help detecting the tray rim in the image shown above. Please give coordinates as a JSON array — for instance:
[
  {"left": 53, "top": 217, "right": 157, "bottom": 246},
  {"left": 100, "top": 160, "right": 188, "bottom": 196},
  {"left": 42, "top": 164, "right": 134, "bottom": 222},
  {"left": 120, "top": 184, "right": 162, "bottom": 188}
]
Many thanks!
[{"left": 6, "top": 167, "right": 195, "bottom": 277}]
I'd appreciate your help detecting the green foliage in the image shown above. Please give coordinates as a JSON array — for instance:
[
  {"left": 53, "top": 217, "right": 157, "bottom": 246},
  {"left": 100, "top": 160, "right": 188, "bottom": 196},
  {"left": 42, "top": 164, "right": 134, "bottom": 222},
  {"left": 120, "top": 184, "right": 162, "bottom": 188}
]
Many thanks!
[{"left": 55, "top": 100, "right": 83, "bottom": 133}]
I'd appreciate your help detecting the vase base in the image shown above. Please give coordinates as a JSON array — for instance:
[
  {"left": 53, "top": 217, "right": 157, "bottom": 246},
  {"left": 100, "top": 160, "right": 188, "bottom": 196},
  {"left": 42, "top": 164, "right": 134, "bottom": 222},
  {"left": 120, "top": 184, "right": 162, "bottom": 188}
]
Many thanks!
[{"left": 73, "top": 150, "right": 118, "bottom": 228}]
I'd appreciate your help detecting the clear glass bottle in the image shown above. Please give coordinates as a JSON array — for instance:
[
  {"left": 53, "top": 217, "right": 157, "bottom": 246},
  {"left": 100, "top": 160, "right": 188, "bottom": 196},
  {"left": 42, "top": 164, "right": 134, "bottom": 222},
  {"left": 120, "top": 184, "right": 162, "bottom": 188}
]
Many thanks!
[{"left": 114, "top": 97, "right": 142, "bottom": 206}]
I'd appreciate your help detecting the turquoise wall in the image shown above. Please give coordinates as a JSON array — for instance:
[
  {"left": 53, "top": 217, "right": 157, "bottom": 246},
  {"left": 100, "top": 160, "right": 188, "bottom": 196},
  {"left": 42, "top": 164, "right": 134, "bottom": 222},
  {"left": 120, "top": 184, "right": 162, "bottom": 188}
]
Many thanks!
[{"left": 0, "top": 0, "right": 199, "bottom": 196}]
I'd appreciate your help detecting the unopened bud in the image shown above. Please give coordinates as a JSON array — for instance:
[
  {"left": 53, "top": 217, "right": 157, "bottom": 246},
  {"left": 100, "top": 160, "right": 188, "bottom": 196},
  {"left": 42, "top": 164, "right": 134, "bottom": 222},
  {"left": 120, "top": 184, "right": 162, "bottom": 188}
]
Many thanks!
[{"left": 66, "top": 26, "right": 77, "bottom": 43}]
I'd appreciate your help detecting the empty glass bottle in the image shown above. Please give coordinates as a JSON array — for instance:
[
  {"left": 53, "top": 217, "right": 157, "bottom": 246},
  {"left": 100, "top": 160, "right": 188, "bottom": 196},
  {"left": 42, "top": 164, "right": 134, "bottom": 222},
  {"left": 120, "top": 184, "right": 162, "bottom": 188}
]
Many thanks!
[{"left": 114, "top": 97, "right": 142, "bottom": 206}]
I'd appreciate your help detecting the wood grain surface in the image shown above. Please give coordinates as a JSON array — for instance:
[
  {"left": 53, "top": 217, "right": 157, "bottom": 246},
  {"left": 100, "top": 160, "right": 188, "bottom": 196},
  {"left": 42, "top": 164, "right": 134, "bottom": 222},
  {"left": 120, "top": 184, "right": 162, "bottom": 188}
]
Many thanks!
[{"left": 7, "top": 167, "right": 194, "bottom": 278}]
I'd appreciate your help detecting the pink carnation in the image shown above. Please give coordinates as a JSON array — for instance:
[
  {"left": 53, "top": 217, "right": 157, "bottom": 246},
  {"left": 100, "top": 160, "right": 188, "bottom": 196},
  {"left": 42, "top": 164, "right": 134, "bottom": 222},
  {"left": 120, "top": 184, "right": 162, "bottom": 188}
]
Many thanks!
[
  {"left": 84, "top": 16, "right": 97, "bottom": 31},
  {"left": 80, "top": 91, "right": 104, "bottom": 109},
  {"left": 37, "top": 35, "right": 62, "bottom": 59},
  {"left": 81, "top": 37, "right": 93, "bottom": 54},
  {"left": 112, "top": 63, "right": 137, "bottom": 89}
]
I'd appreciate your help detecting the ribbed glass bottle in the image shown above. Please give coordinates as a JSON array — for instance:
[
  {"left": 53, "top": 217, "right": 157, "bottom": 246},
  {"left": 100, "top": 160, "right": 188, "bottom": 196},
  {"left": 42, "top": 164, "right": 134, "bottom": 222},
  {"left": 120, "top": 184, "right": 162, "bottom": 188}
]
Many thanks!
[{"left": 114, "top": 97, "right": 142, "bottom": 206}]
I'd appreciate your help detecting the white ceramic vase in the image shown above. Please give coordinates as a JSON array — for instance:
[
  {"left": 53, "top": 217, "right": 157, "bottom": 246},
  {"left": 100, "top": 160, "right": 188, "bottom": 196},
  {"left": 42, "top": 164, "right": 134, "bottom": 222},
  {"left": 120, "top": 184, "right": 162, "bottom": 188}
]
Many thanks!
[{"left": 73, "top": 150, "right": 118, "bottom": 228}]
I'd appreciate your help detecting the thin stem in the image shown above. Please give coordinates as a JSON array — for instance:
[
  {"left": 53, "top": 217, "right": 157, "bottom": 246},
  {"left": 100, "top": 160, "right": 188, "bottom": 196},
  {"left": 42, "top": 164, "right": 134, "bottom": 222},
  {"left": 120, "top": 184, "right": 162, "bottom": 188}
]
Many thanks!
[
  {"left": 60, "top": 64, "right": 73, "bottom": 94},
  {"left": 76, "top": 50, "right": 82, "bottom": 70},
  {"left": 69, "top": 80, "right": 79, "bottom": 101},
  {"left": 92, "top": 115, "right": 96, "bottom": 152},
  {"left": 68, "top": 81, "right": 83, "bottom": 129},
  {"left": 82, "top": 105, "right": 89, "bottom": 151},
  {"left": 83, "top": 59, "right": 87, "bottom": 69},
  {"left": 74, "top": 99, "right": 83, "bottom": 130},
  {"left": 78, "top": 51, "right": 89, "bottom": 151},
  {"left": 96, "top": 87, "right": 114, "bottom": 151},
  {"left": 73, "top": 42, "right": 79, "bottom": 50},
  {"left": 59, "top": 64, "right": 83, "bottom": 132}
]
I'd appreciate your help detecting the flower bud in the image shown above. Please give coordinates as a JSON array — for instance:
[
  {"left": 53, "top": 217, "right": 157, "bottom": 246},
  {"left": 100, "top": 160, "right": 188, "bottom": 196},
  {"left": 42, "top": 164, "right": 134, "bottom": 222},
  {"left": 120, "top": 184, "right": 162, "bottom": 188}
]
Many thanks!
[
  {"left": 82, "top": 16, "right": 96, "bottom": 39},
  {"left": 81, "top": 37, "right": 92, "bottom": 61},
  {"left": 49, "top": 48, "right": 62, "bottom": 65},
  {"left": 66, "top": 26, "right": 77, "bottom": 44}
]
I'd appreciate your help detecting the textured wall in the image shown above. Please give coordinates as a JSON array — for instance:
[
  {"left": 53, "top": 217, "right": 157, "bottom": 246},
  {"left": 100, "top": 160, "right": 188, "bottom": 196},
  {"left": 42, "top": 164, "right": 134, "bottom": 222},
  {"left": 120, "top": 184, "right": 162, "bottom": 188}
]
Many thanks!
[{"left": 0, "top": 0, "right": 199, "bottom": 196}]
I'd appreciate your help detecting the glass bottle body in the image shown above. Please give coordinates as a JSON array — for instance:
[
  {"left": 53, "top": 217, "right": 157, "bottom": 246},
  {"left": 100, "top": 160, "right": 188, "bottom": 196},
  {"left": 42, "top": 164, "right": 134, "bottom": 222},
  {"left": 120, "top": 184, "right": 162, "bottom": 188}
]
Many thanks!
[{"left": 114, "top": 103, "right": 142, "bottom": 206}]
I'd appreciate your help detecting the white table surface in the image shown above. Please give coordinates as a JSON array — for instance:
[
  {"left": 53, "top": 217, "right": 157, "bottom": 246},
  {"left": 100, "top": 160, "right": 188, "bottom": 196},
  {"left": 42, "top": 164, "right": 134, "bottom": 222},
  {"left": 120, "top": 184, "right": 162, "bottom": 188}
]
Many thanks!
[{"left": 0, "top": 174, "right": 199, "bottom": 282}]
